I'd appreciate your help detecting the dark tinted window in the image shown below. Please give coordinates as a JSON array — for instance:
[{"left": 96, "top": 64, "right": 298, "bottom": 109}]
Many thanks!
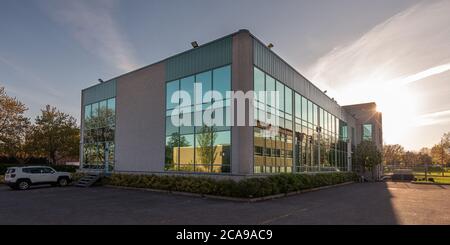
[
  {"left": 42, "top": 168, "right": 54, "bottom": 173},
  {"left": 22, "top": 168, "right": 37, "bottom": 173},
  {"left": 6, "top": 168, "right": 16, "bottom": 174}
]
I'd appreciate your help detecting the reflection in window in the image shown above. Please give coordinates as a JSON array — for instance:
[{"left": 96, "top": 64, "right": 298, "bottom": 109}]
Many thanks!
[
  {"left": 164, "top": 65, "right": 231, "bottom": 173},
  {"left": 213, "top": 66, "right": 231, "bottom": 100},
  {"left": 254, "top": 66, "right": 348, "bottom": 173},
  {"left": 363, "top": 124, "right": 373, "bottom": 141},
  {"left": 253, "top": 67, "right": 293, "bottom": 174},
  {"left": 82, "top": 97, "right": 116, "bottom": 171}
]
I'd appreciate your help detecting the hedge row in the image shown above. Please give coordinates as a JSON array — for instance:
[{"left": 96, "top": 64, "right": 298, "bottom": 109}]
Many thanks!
[
  {"left": 104, "top": 172, "right": 358, "bottom": 198},
  {"left": 0, "top": 164, "right": 78, "bottom": 175}
]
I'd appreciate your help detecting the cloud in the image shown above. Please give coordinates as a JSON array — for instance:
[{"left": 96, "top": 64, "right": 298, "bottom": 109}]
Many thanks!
[
  {"left": 40, "top": 0, "right": 139, "bottom": 72},
  {"left": 307, "top": 0, "right": 450, "bottom": 96},
  {"left": 304, "top": 0, "right": 450, "bottom": 149},
  {"left": 416, "top": 110, "right": 450, "bottom": 126},
  {"left": 388, "top": 63, "right": 450, "bottom": 87}
]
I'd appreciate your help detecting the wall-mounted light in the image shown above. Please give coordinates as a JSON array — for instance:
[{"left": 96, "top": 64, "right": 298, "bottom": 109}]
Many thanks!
[
  {"left": 191, "top": 41, "right": 199, "bottom": 48},
  {"left": 267, "top": 43, "right": 274, "bottom": 49},
  {"left": 98, "top": 79, "right": 104, "bottom": 83}
]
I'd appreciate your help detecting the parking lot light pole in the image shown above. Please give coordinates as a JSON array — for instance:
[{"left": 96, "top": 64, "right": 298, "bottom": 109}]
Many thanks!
[{"left": 104, "top": 144, "right": 109, "bottom": 175}]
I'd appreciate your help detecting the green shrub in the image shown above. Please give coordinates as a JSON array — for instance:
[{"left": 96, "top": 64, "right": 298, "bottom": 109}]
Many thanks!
[
  {"left": 104, "top": 172, "right": 358, "bottom": 198},
  {"left": 0, "top": 175, "right": 4, "bottom": 185}
]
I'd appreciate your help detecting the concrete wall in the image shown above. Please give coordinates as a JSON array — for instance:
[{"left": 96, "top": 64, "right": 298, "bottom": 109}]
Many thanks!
[
  {"left": 343, "top": 103, "right": 383, "bottom": 180},
  {"left": 115, "top": 62, "right": 166, "bottom": 172},
  {"left": 343, "top": 103, "right": 383, "bottom": 150},
  {"left": 231, "top": 30, "right": 254, "bottom": 175}
]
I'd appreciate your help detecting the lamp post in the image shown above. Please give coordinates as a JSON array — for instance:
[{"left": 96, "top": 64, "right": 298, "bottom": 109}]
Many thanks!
[{"left": 104, "top": 143, "right": 109, "bottom": 175}]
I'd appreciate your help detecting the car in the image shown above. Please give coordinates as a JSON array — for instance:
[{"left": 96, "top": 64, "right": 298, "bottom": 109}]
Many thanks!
[{"left": 4, "top": 166, "right": 72, "bottom": 190}]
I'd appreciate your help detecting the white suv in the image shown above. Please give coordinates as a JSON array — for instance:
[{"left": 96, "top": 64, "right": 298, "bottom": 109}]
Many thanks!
[{"left": 4, "top": 166, "right": 72, "bottom": 190}]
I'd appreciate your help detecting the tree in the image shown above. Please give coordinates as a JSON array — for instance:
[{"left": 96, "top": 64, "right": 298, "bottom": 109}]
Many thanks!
[
  {"left": 354, "top": 140, "right": 382, "bottom": 180},
  {"left": 383, "top": 144, "right": 404, "bottom": 167},
  {"left": 403, "top": 151, "right": 419, "bottom": 167},
  {"left": 26, "top": 105, "right": 79, "bottom": 164},
  {"left": 418, "top": 153, "right": 432, "bottom": 166},
  {"left": 431, "top": 144, "right": 448, "bottom": 165},
  {"left": 165, "top": 132, "right": 189, "bottom": 166},
  {"left": 442, "top": 132, "right": 450, "bottom": 149},
  {"left": 196, "top": 126, "right": 218, "bottom": 171},
  {"left": 0, "top": 86, "right": 30, "bottom": 160}
]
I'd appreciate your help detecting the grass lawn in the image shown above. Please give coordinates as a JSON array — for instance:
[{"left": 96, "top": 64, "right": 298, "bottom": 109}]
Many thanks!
[
  {"left": 413, "top": 175, "right": 450, "bottom": 184},
  {"left": 413, "top": 171, "right": 450, "bottom": 177}
]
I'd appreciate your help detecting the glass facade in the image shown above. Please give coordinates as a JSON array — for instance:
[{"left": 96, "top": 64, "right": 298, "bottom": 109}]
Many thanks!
[
  {"left": 254, "top": 67, "right": 294, "bottom": 173},
  {"left": 253, "top": 66, "right": 348, "bottom": 173},
  {"left": 362, "top": 123, "right": 373, "bottom": 141},
  {"left": 82, "top": 97, "right": 116, "bottom": 170},
  {"left": 165, "top": 65, "right": 231, "bottom": 173}
]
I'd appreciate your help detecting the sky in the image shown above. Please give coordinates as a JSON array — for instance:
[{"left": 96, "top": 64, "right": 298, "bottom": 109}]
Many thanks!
[{"left": 0, "top": 0, "right": 449, "bottom": 151}]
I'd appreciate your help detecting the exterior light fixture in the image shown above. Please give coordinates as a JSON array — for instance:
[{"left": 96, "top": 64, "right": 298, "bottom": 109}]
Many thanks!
[
  {"left": 324, "top": 90, "right": 327, "bottom": 94},
  {"left": 98, "top": 79, "right": 104, "bottom": 83},
  {"left": 191, "top": 41, "right": 199, "bottom": 48},
  {"left": 267, "top": 43, "right": 274, "bottom": 49}
]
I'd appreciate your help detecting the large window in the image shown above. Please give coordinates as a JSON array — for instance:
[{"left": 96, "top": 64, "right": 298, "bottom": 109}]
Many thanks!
[
  {"left": 253, "top": 67, "right": 293, "bottom": 174},
  {"left": 362, "top": 124, "right": 373, "bottom": 141},
  {"left": 165, "top": 65, "right": 231, "bottom": 173},
  {"left": 82, "top": 97, "right": 116, "bottom": 171},
  {"left": 254, "top": 66, "right": 348, "bottom": 173}
]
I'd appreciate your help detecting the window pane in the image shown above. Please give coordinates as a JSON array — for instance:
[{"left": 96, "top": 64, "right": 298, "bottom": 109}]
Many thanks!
[
  {"left": 301, "top": 97, "right": 307, "bottom": 120},
  {"left": 180, "top": 76, "right": 195, "bottom": 106},
  {"left": 265, "top": 75, "right": 275, "bottom": 108},
  {"left": 179, "top": 134, "right": 195, "bottom": 165},
  {"left": 92, "top": 102, "right": 99, "bottom": 118},
  {"left": 285, "top": 87, "right": 292, "bottom": 114},
  {"left": 307, "top": 100, "right": 312, "bottom": 123},
  {"left": 363, "top": 124, "right": 373, "bottom": 140},
  {"left": 165, "top": 135, "right": 178, "bottom": 170},
  {"left": 84, "top": 104, "right": 92, "bottom": 121},
  {"left": 213, "top": 131, "right": 231, "bottom": 172},
  {"left": 320, "top": 108, "right": 324, "bottom": 128},
  {"left": 195, "top": 127, "right": 213, "bottom": 165},
  {"left": 312, "top": 104, "right": 317, "bottom": 126},
  {"left": 213, "top": 65, "right": 231, "bottom": 100},
  {"left": 295, "top": 93, "right": 301, "bottom": 119},
  {"left": 165, "top": 116, "right": 178, "bottom": 136},
  {"left": 254, "top": 67, "right": 265, "bottom": 96},
  {"left": 107, "top": 98, "right": 116, "bottom": 125},
  {"left": 195, "top": 71, "right": 212, "bottom": 104},
  {"left": 276, "top": 81, "right": 284, "bottom": 111},
  {"left": 166, "top": 80, "right": 179, "bottom": 110}
]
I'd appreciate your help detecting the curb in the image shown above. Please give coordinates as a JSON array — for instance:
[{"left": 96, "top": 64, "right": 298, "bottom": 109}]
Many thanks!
[{"left": 104, "top": 181, "right": 355, "bottom": 202}]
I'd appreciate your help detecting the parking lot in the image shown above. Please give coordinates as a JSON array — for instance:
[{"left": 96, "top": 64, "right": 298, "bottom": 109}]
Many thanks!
[{"left": 1, "top": 182, "right": 449, "bottom": 225}]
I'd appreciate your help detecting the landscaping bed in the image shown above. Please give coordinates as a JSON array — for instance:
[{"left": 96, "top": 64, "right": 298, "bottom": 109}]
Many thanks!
[{"left": 103, "top": 172, "right": 358, "bottom": 199}]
